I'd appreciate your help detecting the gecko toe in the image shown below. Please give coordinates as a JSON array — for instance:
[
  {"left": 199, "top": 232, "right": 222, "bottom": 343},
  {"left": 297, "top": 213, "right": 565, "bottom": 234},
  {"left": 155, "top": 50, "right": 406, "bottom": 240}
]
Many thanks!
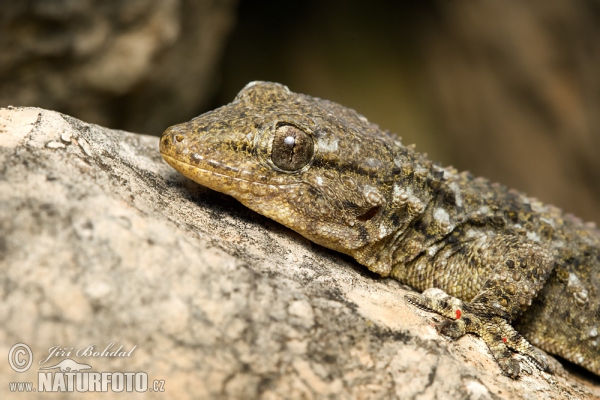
[
  {"left": 498, "top": 357, "right": 521, "bottom": 379},
  {"left": 437, "top": 319, "right": 467, "bottom": 340},
  {"left": 404, "top": 293, "right": 433, "bottom": 312}
]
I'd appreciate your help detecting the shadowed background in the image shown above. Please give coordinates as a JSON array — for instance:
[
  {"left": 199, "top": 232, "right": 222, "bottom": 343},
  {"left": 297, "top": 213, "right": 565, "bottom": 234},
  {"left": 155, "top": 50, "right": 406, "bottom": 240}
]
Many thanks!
[{"left": 1, "top": 0, "right": 599, "bottom": 223}]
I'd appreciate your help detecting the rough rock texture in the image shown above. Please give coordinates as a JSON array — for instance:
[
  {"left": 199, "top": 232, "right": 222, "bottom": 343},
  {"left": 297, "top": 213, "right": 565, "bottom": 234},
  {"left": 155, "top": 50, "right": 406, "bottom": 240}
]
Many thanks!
[
  {"left": 1, "top": 107, "right": 599, "bottom": 399},
  {"left": 0, "top": 0, "right": 237, "bottom": 135}
]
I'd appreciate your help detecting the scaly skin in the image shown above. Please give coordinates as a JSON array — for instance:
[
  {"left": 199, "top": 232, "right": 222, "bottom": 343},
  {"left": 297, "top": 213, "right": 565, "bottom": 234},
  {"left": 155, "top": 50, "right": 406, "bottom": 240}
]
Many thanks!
[{"left": 160, "top": 81, "right": 600, "bottom": 378}]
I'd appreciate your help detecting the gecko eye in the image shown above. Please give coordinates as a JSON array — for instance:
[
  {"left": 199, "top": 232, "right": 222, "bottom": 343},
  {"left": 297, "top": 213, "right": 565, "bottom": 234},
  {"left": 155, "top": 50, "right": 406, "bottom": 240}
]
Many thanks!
[{"left": 271, "top": 125, "right": 314, "bottom": 171}]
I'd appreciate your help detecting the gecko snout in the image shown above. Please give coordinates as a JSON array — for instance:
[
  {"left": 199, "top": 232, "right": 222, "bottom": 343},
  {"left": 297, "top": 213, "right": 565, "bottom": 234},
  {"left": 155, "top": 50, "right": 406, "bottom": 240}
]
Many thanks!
[{"left": 159, "top": 125, "right": 189, "bottom": 154}]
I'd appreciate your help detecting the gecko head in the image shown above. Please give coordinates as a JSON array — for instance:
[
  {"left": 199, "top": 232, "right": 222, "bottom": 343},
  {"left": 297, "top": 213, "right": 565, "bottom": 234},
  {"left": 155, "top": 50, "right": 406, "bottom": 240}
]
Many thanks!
[{"left": 160, "top": 81, "right": 417, "bottom": 274}]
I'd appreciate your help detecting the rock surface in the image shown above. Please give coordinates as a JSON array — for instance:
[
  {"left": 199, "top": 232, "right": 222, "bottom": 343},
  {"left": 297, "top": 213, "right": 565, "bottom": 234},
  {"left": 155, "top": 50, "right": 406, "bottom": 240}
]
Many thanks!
[
  {"left": 0, "top": 0, "right": 237, "bottom": 135},
  {"left": 1, "top": 107, "right": 599, "bottom": 399}
]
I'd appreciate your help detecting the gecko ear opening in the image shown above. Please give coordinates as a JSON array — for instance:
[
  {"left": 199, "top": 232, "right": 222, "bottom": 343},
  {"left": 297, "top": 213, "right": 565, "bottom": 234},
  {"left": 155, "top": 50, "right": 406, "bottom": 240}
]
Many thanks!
[{"left": 357, "top": 206, "right": 380, "bottom": 221}]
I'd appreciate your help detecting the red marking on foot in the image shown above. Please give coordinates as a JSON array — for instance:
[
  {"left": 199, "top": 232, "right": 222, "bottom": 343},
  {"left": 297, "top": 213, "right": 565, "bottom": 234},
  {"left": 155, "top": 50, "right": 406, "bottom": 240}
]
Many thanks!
[
  {"left": 455, "top": 310, "right": 461, "bottom": 319},
  {"left": 502, "top": 337, "right": 507, "bottom": 343}
]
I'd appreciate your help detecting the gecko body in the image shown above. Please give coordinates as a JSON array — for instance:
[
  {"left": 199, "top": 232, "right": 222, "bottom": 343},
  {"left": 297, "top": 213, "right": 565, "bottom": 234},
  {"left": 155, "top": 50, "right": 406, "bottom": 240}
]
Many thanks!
[{"left": 160, "top": 81, "right": 599, "bottom": 378}]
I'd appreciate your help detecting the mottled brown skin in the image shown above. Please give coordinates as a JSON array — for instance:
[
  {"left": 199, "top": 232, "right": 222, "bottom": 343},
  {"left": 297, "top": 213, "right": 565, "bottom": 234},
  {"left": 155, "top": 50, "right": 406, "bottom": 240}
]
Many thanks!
[{"left": 160, "top": 81, "right": 600, "bottom": 378}]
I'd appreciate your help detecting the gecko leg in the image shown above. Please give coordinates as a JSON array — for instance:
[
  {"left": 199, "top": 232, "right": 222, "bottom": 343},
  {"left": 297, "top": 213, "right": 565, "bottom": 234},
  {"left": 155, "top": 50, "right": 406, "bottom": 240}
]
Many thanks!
[
  {"left": 401, "top": 234, "right": 554, "bottom": 378},
  {"left": 405, "top": 288, "right": 547, "bottom": 378}
]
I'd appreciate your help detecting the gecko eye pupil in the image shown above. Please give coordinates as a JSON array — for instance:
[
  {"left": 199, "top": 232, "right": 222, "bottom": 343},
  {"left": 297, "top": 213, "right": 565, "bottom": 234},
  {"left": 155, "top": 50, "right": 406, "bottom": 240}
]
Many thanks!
[{"left": 271, "top": 125, "right": 314, "bottom": 171}]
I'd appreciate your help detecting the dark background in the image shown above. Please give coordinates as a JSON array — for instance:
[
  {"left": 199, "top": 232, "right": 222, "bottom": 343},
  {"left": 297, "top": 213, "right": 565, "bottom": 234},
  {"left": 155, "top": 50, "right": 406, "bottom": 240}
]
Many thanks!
[{"left": 1, "top": 0, "right": 599, "bottom": 223}]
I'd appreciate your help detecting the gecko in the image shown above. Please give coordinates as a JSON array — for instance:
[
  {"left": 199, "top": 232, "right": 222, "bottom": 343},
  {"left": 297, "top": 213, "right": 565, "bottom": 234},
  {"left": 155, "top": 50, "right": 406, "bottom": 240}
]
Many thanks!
[{"left": 159, "top": 81, "right": 599, "bottom": 379}]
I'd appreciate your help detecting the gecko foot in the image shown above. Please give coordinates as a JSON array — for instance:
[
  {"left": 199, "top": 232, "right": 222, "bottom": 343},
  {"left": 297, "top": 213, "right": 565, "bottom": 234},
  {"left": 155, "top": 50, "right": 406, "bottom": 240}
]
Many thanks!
[{"left": 405, "top": 288, "right": 548, "bottom": 378}]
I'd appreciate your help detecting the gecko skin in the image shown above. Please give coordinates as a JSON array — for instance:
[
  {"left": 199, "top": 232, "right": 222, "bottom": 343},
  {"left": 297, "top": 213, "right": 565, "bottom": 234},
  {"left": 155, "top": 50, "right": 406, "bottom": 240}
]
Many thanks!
[{"left": 160, "top": 81, "right": 599, "bottom": 378}]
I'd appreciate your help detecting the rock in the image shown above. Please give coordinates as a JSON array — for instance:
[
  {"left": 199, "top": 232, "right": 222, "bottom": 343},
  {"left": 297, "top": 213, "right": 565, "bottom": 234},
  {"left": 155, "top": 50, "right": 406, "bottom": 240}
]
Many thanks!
[
  {"left": 1, "top": 107, "right": 598, "bottom": 399},
  {"left": 0, "top": 0, "right": 237, "bottom": 135}
]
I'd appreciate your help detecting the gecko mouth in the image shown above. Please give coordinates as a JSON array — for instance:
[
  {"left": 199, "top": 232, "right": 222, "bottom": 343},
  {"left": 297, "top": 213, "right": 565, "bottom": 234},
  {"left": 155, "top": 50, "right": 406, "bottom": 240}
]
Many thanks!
[
  {"left": 161, "top": 153, "right": 301, "bottom": 190},
  {"left": 160, "top": 153, "right": 341, "bottom": 230}
]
